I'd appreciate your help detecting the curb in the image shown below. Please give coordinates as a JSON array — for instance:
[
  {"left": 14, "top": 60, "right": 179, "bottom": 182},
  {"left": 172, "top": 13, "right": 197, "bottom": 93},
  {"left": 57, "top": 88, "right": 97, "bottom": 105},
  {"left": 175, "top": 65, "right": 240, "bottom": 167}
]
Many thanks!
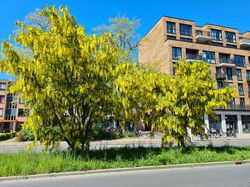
[{"left": 1, "top": 160, "right": 250, "bottom": 182}]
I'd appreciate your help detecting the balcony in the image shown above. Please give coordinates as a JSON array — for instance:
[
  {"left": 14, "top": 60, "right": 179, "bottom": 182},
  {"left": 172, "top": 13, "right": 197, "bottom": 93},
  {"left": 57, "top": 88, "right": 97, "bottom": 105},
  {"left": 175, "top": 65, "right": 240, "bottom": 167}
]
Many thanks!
[
  {"left": 219, "top": 59, "right": 235, "bottom": 67},
  {"left": 216, "top": 73, "right": 226, "bottom": 80},
  {"left": 196, "top": 32, "right": 211, "bottom": 43},
  {"left": 240, "top": 38, "right": 250, "bottom": 49}
]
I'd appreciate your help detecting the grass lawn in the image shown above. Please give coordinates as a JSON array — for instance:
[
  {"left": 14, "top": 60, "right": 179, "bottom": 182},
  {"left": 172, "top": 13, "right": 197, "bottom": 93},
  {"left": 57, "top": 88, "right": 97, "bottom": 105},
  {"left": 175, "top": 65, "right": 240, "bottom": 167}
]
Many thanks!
[{"left": 1, "top": 145, "right": 250, "bottom": 177}]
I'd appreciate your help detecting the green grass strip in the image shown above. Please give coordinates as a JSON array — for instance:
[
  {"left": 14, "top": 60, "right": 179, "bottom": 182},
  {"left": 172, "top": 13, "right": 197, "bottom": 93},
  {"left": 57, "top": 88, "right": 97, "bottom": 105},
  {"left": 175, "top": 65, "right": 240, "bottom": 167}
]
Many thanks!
[{"left": 1, "top": 145, "right": 250, "bottom": 177}]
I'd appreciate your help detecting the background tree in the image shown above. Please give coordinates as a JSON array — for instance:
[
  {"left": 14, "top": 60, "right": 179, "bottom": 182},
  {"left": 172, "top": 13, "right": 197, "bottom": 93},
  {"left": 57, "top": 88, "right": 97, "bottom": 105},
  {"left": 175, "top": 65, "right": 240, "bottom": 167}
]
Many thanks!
[
  {"left": 93, "top": 15, "right": 140, "bottom": 61},
  {"left": 0, "top": 6, "right": 126, "bottom": 154}
]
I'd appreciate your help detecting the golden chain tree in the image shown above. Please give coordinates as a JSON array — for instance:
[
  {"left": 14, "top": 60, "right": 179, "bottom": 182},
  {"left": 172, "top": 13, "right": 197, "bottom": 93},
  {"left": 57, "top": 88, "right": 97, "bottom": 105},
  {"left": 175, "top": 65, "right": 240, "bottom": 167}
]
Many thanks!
[
  {"left": 155, "top": 60, "right": 236, "bottom": 146},
  {"left": 1, "top": 6, "right": 125, "bottom": 154}
]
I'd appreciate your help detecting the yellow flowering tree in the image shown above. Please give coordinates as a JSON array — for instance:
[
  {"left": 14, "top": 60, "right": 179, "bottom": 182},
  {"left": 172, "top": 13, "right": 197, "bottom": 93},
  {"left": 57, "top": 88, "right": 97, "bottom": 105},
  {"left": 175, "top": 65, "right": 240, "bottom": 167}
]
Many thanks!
[
  {"left": 155, "top": 60, "right": 236, "bottom": 146},
  {"left": 0, "top": 6, "right": 125, "bottom": 154}
]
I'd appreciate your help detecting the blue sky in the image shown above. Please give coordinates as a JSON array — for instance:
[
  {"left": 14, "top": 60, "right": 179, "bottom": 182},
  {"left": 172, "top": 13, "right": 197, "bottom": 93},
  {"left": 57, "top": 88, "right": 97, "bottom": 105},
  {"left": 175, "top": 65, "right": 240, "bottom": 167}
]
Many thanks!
[{"left": 1, "top": 0, "right": 250, "bottom": 79}]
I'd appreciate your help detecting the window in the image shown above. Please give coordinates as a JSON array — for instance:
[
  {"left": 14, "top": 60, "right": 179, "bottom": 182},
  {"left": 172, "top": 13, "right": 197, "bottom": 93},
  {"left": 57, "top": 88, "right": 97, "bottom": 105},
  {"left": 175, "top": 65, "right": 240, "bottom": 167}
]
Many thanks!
[
  {"left": 180, "top": 24, "right": 192, "bottom": 36},
  {"left": 0, "top": 108, "right": 3, "bottom": 117},
  {"left": 240, "top": 98, "right": 245, "bottom": 108},
  {"left": 226, "top": 44, "right": 237, "bottom": 48},
  {"left": 226, "top": 68, "right": 233, "bottom": 80},
  {"left": 236, "top": 69, "right": 242, "bottom": 81},
  {"left": 196, "top": 30, "right": 202, "bottom": 36},
  {"left": 7, "top": 102, "right": 17, "bottom": 109},
  {"left": 166, "top": 22, "right": 176, "bottom": 34},
  {"left": 211, "top": 29, "right": 222, "bottom": 41},
  {"left": 225, "top": 31, "right": 236, "bottom": 43},
  {"left": 0, "top": 95, "right": 4, "bottom": 104},
  {"left": 238, "top": 83, "right": 244, "bottom": 96},
  {"left": 217, "top": 81, "right": 224, "bottom": 89},
  {"left": 167, "top": 35, "right": 176, "bottom": 40},
  {"left": 172, "top": 47, "right": 182, "bottom": 60},
  {"left": 219, "top": 53, "right": 230, "bottom": 64},
  {"left": 18, "top": 109, "right": 25, "bottom": 117},
  {"left": 229, "top": 99, "right": 235, "bottom": 109},
  {"left": 247, "top": 70, "right": 250, "bottom": 81},
  {"left": 234, "top": 55, "right": 245, "bottom": 67},
  {"left": 202, "top": 51, "right": 215, "bottom": 64},
  {"left": 0, "top": 83, "right": 6, "bottom": 91},
  {"left": 248, "top": 84, "right": 250, "bottom": 95},
  {"left": 180, "top": 37, "right": 192, "bottom": 42}
]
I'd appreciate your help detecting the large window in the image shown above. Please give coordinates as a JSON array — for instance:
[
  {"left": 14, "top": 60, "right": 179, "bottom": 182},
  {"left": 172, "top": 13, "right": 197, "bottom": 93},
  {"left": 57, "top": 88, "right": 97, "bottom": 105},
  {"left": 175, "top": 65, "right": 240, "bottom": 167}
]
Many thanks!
[
  {"left": 172, "top": 47, "right": 182, "bottom": 60},
  {"left": 180, "top": 24, "right": 192, "bottom": 36},
  {"left": 225, "top": 31, "right": 236, "bottom": 43},
  {"left": 236, "top": 69, "right": 242, "bottom": 81},
  {"left": 234, "top": 55, "right": 245, "bottom": 67},
  {"left": 211, "top": 29, "right": 222, "bottom": 41},
  {"left": 240, "top": 98, "right": 245, "bottom": 108},
  {"left": 238, "top": 83, "right": 244, "bottom": 96},
  {"left": 247, "top": 70, "right": 250, "bottom": 81},
  {"left": 202, "top": 51, "right": 215, "bottom": 64},
  {"left": 0, "top": 83, "right": 6, "bottom": 91},
  {"left": 18, "top": 109, "right": 25, "bottom": 117},
  {"left": 217, "top": 81, "right": 224, "bottom": 89},
  {"left": 229, "top": 99, "right": 235, "bottom": 109},
  {"left": 166, "top": 21, "right": 176, "bottom": 34},
  {"left": 226, "top": 68, "right": 233, "bottom": 80}
]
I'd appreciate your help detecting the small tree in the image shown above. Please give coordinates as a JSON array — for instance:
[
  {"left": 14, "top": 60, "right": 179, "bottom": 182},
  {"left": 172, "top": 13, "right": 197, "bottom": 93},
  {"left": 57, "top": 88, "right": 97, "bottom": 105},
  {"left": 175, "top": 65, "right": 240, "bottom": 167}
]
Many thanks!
[
  {"left": 1, "top": 6, "right": 126, "bottom": 154},
  {"left": 155, "top": 60, "right": 236, "bottom": 146}
]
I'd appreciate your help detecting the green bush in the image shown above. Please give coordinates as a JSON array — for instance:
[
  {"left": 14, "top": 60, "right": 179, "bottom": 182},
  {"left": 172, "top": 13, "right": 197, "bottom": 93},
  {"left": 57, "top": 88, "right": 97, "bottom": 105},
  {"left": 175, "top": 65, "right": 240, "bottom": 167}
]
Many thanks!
[
  {"left": 0, "top": 132, "right": 16, "bottom": 141},
  {"left": 91, "top": 125, "right": 121, "bottom": 140},
  {"left": 16, "top": 129, "right": 34, "bottom": 142}
]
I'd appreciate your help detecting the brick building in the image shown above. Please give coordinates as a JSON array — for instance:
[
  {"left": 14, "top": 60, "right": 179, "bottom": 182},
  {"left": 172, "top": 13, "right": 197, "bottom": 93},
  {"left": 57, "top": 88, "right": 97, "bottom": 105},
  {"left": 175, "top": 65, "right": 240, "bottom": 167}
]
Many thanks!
[
  {"left": 139, "top": 16, "right": 250, "bottom": 137},
  {"left": 0, "top": 80, "right": 26, "bottom": 133}
]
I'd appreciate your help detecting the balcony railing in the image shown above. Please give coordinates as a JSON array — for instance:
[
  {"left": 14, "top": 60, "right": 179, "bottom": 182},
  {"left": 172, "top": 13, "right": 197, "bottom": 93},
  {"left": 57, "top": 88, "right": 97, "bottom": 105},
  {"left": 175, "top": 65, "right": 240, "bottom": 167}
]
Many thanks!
[
  {"left": 217, "top": 105, "right": 250, "bottom": 111},
  {"left": 196, "top": 31, "right": 211, "bottom": 43},
  {"left": 240, "top": 38, "right": 250, "bottom": 49},
  {"left": 219, "top": 59, "right": 235, "bottom": 67}
]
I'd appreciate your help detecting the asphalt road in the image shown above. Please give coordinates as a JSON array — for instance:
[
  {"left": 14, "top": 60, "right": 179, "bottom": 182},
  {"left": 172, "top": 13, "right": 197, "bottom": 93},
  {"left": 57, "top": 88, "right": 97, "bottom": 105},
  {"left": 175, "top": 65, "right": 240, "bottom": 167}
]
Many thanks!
[{"left": 1, "top": 164, "right": 250, "bottom": 187}]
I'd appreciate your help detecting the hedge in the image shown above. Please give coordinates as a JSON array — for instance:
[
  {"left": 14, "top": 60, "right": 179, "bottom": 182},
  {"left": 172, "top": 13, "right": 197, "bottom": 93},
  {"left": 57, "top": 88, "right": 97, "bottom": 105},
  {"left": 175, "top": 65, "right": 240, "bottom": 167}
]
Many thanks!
[{"left": 0, "top": 132, "right": 16, "bottom": 141}]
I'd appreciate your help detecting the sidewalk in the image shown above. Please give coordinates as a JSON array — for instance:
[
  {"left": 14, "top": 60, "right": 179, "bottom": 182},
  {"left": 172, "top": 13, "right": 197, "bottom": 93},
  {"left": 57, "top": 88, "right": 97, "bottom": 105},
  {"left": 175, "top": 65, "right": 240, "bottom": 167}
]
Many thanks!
[{"left": 1, "top": 136, "right": 250, "bottom": 150}]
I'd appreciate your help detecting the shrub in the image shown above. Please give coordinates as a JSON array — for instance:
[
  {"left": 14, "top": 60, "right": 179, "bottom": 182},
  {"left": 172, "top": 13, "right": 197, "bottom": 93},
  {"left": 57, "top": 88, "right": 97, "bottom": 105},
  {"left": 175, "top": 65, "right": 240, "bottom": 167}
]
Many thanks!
[
  {"left": 16, "top": 129, "right": 34, "bottom": 142},
  {"left": 0, "top": 132, "right": 16, "bottom": 141},
  {"left": 91, "top": 125, "right": 121, "bottom": 140}
]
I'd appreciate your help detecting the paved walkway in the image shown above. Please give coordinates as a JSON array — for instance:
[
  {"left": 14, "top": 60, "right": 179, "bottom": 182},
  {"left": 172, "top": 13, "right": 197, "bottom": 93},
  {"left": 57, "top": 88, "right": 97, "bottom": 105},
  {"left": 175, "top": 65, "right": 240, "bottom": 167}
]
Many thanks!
[{"left": 1, "top": 136, "right": 250, "bottom": 153}]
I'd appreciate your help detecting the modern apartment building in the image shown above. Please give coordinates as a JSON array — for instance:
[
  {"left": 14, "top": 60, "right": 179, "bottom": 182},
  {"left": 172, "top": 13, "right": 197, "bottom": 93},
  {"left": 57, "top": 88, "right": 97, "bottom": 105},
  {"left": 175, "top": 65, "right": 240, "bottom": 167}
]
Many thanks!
[
  {"left": 0, "top": 80, "right": 26, "bottom": 133},
  {"left": 139, "top": 16, "right": 250, "bottom": 137}
]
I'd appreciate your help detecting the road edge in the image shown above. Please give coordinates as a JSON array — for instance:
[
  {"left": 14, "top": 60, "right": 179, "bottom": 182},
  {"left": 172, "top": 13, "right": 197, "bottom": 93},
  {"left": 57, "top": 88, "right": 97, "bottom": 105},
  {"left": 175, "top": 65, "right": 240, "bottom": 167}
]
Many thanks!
[{"left": 1, "top": 160, "right": 250, "bottom": 182}]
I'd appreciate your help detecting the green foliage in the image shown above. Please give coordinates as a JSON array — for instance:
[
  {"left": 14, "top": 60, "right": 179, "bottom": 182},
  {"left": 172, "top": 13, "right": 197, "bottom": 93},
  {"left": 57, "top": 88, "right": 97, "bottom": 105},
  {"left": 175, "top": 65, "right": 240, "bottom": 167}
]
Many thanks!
[
  {"left": 16, "top": 129, "right": 34, "bottom": 142},
  {"left": 0, "top": 6, "right": 129, "bottom": 154},
  {"left": 0, "top": 146, "right": 250, "bottom": 176},
  {"left": 91, "top": 125, "right": 121, "bottom": 140},
  {"left": 0, "top": 132, "right": 16, "bottom": 141},
  {"left": 93, "top": 14, "right": 140, "bottom": 61}
]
